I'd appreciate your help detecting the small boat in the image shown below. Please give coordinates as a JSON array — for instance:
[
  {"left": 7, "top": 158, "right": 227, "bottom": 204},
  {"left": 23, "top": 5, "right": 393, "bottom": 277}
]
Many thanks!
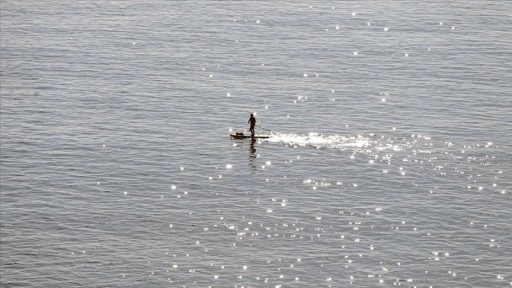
[{"left": 230, "top": 133, "right": 270, "bottom": 139}]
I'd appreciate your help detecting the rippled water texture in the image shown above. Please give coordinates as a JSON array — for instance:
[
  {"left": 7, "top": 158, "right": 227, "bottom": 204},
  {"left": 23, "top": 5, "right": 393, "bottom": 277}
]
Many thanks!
[{"left": 1, "top": 1, "right": 511, "bottom": 287}]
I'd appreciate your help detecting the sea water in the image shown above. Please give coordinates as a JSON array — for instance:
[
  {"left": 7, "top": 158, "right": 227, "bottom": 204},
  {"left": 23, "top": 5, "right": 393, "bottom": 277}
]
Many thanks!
[{"left": 1, "top": 1, "right": 511, "bottom": 287}]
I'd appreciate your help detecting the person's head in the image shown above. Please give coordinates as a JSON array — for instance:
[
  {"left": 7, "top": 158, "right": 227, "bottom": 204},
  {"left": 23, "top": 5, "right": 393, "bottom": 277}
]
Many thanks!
[{"left": 250, "top": 113, "right": 253, "bottom": 117}]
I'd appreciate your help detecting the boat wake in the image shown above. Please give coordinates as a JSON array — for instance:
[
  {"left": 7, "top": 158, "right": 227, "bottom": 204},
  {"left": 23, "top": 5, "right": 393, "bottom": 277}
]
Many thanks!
[
  {"left": 267, "top": 132, "right": 430, "bottom": 156},
  {"left": 266, "top": 132, "right": 506, "bottom": 189}
]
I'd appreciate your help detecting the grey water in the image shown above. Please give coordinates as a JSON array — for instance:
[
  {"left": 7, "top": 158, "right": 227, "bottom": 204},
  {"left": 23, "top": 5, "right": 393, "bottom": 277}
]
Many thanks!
[{"left": 1, "top": 1, "right": 511, "bottom": 287}]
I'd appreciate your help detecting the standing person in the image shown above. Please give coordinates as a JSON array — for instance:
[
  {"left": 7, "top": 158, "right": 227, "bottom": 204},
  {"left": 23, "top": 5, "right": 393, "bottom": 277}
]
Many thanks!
[{"left": 248, "top": 113, "right": 256, "bottom": 138}]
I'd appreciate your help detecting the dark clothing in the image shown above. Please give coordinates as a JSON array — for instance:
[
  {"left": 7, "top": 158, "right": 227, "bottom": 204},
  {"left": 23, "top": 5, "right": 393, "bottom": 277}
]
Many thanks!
[{"left": 248, "top": 115, "right": 256, "bottom": 138}]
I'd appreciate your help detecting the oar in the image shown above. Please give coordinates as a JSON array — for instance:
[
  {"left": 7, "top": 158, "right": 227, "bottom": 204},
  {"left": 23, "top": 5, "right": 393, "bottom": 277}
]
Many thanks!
[{"left": 256, "top": 124, "right": 271, "bottom": 132}]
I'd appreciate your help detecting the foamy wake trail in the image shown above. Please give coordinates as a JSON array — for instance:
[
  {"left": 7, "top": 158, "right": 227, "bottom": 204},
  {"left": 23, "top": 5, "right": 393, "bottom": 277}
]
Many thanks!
[
  {"left": 267, "top": 132, "right": 403, "bottom": 151},
  {"left": 265, "top": 132, "right": 441, "bottom": 164}
]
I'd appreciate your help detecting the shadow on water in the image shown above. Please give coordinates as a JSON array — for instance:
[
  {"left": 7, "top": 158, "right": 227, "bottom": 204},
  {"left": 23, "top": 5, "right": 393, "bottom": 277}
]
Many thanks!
[{"left": 249, "top": 138, "right": 257, "bottom": 172}]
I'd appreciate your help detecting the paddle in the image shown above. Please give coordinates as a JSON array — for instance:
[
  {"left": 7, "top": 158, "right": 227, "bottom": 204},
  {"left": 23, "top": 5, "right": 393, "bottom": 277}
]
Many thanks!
[{"left": 256, "top": 124, "right": 271, "bottom": 132}]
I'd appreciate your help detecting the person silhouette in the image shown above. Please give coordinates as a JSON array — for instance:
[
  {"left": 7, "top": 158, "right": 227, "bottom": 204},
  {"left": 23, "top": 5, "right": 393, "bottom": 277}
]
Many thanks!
[{"left": 248, "top": 113, "right": 256, "bottom": 138}]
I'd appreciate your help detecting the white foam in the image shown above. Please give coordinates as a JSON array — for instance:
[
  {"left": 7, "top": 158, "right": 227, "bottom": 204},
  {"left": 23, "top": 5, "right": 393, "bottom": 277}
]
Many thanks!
[{"left": 267, "top": 132, "right": 371, "bottom": 151}]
